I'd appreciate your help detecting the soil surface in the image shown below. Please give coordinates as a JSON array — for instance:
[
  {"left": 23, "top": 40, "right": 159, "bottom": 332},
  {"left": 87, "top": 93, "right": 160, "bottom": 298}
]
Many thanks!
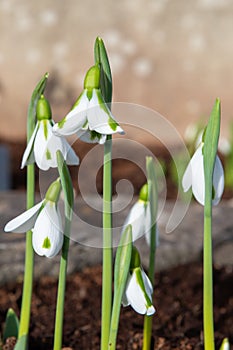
[{"left": 0, "top": 261, "right": 232, "bottom": 350}]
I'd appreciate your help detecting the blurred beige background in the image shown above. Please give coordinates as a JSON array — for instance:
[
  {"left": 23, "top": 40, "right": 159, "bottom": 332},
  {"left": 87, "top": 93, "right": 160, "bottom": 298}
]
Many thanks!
[{"left": 1, "top": 0, "right": 233, "bottom": 142}]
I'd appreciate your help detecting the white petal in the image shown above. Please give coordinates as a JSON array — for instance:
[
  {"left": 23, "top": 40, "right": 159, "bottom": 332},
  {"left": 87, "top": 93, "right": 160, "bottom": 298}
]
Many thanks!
[
  {"left": 76, "top": 129, "right": 105, "bottom": 144},
  {"left": 46, "top": 132, "right": 79, "bottom": 168},
  {"left": 182, "top": 160, "right": 192, "bottom": 192},
  {"left": 122, "top": 201, "right": 146, "bottom": 241},
  {"left": 88, "top": 90, "right": 124, "bottom": 135},
  {"left": 189, "top": 145, "right": 205, "bottom": 205},
  {"left": 141, "top": 269, "right": 153, "bottom": 297},
  {"left": 32, "top": 202, "right": 63, "bottom": 258},
  {"left": 33, "top": 120, "right": 52, "bottom": 170},
  {"left": 53, "top": 92, "right": 88, "bottom": 136},
  {"left": 4, "top": 201, "right": 43, "bottom": 233},
  {"left": 21, "top": 123, "right": 39, "bottom": 168},
  {"left": 125, "top": 272, "right": 152, "bottom": 315},
  {"left": 212, "top": 155, "right": 224, "bottom": 205}
]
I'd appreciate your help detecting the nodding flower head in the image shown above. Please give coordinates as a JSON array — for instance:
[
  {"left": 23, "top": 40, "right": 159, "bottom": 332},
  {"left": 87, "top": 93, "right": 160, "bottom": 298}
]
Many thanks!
[{"left": 53, "top": 65, "right": 124, "bottom": 144}]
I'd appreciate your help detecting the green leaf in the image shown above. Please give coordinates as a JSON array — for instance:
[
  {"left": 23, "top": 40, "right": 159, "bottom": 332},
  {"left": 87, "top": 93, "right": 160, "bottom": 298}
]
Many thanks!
[
  {"left": 114, "top": 225, "right": 132, "bottom": 292},
  {"left": 14, "top": 335, "right": 27, "bottom": 350},
  {"left": 56, "top": 150, "right": 74, "bottom": 219},
  {"left": 27, "top": 72, "right": 49, "bottom": 141},
  {"left": 94, "top": 37, "right": 112, "bottom": 105},
  {"left": 3, "top": 308, "right": 19, "bottom": 341},
  {"left": 203, "top": 99, "right": 221, "bottom": 205}
]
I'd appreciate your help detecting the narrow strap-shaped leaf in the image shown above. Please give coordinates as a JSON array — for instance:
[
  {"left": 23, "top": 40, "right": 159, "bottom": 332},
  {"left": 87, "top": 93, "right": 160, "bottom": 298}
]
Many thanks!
[
  {"left": 108, "top": 225, "right": 132, "bottom": 349},
  {"left": 94, "top": 37, "right": 112, "bottom": 104},
  {"left": 203, "top": 98, "right": 221, "bottom": 204},
  {"left": 56, "top": 150, "right": 74, "bottom": 219},
  {"left": 114, "top": 225, "right": 132, "bottom": 291},
  {"left": 3, "top": 308, "right": 19, "bottom": 341},
  {"left": 27, "top": 72, "right": 49, "bottom": 141}
]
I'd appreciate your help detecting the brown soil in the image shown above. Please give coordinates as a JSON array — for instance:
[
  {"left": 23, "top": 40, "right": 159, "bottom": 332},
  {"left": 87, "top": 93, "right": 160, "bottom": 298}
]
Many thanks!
[{"left": 0, "top": 261, "right": 232, "bottom": 349}]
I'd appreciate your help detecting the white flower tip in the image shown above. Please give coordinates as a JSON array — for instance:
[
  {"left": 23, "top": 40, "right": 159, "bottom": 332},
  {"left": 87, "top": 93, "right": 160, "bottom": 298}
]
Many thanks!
[{"left": 146, "top": 305, "right": 156, "bottom": 316}]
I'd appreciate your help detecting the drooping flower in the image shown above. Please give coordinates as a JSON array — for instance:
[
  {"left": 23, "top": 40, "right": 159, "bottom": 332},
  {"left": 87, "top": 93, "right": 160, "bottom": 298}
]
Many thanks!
[
  {"left": 4, "top": 179, "right": 63, "bottom": 258},
  {"left": 122, "top": 247, "right": 155, "bottom": 315},
  {"left": 122, "top": 184, "right": 159, "bottom": 245},
  {"left": 219, "top": 338, "right": 230, "bottom": 350},
  {"left": 53, "top": 65, "right": 124, "bottom": 144},
  {"left": 182, "top": 142, "right": 224, "bottom": 205},
  {"left": 21, "top": 95, "right": 79, "bottom": 170}
]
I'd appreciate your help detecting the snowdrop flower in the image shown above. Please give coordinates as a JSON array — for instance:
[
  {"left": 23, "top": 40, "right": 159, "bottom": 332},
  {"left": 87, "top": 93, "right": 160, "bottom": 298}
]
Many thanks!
[
  {"left": 4, "top": 179, "right": 63, "bottom": 258},
  {"left": 182, "top": 142, "right": 224, "bottom": 205},
  {"left": 122, "top": 184, "right": 159, "bottom": 245},
  {"left": 219, "top": 338, "right": 230, "bottom": 350},
  {"left": 21, "top": 95, "right": 79, "bottom": 170},
  {"left": 122, "top": 247, "right": 155, "bottom": 315},
  {"left": 53, "top": 65, "right": 124, "bottom": 144}
]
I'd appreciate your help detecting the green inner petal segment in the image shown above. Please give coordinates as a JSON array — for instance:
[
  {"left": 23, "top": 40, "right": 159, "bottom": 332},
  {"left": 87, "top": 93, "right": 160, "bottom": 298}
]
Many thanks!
[
  {"left": 42, "top": 237, "right": 51, "bottom": 249},
  {"left": 90, "top": 130, "right": 102, "bottom": 141},
  {"left": 108, "top": 117, "right": 118, "bottom": 131}
]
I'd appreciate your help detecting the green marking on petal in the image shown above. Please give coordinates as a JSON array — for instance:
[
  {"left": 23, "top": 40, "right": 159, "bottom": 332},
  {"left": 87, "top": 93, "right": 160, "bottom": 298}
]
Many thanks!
[
  {"left": 42, "top": 237, "right": 51, "bottom": 249},
  {"left": 86, "top": 89, "right": 93, "bottom": 101},
  {"left": 58, "top": 118, "right": 66, "bottom": 128},
  {"left": 90, "top": 130, "right": 102, "bottom": 141},
  {"left": 96, "top": 89, "right": 119, "bottom": 131},
  {"left": 108, "top": 117, "right": 118, "bottom": 131},
  {"left": 46, "top": 149, "right": 52, "bottom": 160},
  {"left": 43, "top": 120, "right": 48, "bottom": 140},
  {"left": 134, "top": 268, "right": 153, "bottom": 308}
]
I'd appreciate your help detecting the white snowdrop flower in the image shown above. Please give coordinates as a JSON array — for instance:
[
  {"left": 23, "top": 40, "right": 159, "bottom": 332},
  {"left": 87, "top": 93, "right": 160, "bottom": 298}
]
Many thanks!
[
  {"left": 53, "top": 65, "right": 124, "bottom": 144},
  {"left": 219, "top": 338, "right": 230, "bottom": 350},
  {"left": 122, "top": 247, "right": 156, "bottom": 315},
  {"left": 122, "top": 184, "right": 159, "bottom": 245},
  {"left": 182, "top": 143, "right": 224, "bottom": 206},
  {"left": 21, "top": 95, "right": 79, "bottom": 170},
  {"left": 4, "top": 179, "right": 63, "bottom": 258}
]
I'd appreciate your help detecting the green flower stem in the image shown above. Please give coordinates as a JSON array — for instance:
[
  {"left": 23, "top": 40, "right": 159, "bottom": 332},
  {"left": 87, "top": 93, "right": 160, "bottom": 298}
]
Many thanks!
[
  {"left": 18, "top": 73, "right": 48, "bottom": 346},
  {"left": 101, "top": 135, "right": 113, "bottom": 350},
  {"left": 203, "top": 193, "right": 214, "bottom": 350},
  {"left": 143, "top": 222, "right": 156, "bottom": 350},
  {"left": 18, "top": 163, "right": 35, "bottom": 341},
  {"left": 53, "top": 218, "right": 71, "bottom": 350},
  {"left": 54, "top": 151, "right": 74, "bottom": 350}
]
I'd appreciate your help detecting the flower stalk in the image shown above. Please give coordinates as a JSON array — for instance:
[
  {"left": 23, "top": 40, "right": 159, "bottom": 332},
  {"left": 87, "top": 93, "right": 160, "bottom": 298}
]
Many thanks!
[
  {"left": 101, "top": 135, "right": 113, "bottom": 350},
  {"left": 143, "top": 157, "right": 158, "bottom": 350},
  {"left": 53, "top": 151, "right": 74, "bottom": 350},
  {"left": 18, "top": 73, "right": 48, "bottom": 345}
]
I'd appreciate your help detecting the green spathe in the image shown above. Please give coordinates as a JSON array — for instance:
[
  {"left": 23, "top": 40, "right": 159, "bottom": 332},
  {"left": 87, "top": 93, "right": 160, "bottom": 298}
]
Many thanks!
[{"left": 37, "top": 95, "right": 52, "bottom": 121}]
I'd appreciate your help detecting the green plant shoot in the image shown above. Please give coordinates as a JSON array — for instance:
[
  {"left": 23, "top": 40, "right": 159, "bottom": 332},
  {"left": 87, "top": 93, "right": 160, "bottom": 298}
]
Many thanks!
[{"left": 203, "top": 98, "right": 221, "bottom": 350}]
